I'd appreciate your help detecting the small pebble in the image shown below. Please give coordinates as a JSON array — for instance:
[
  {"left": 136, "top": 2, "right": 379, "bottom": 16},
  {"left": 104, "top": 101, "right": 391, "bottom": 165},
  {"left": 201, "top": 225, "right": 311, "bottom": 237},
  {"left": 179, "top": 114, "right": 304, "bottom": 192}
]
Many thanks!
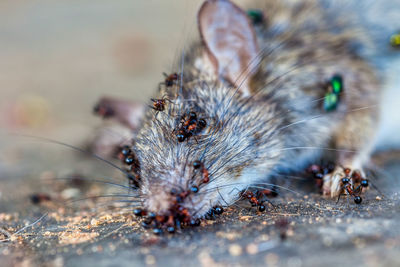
[{"left": 229, "top": 244, "right": 243, "bottom": 256}]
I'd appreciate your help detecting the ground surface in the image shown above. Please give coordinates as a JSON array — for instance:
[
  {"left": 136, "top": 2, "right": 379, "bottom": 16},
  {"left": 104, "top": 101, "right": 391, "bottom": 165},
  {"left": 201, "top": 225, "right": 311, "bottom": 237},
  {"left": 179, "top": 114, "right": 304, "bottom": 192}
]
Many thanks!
[
  {"left": 1, "top": 0, "right": 400, "bottom": 266},
  {"left": 0, "top": 151, "right": 399, "bottom": 267}
]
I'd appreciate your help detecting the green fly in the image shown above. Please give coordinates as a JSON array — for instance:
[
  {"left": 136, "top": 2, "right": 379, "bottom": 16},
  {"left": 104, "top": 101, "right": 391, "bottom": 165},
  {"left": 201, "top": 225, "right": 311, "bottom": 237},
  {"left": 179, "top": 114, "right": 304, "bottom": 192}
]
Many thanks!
[{"left": 324, "top": 75, "right": 343, "bottom": 112}]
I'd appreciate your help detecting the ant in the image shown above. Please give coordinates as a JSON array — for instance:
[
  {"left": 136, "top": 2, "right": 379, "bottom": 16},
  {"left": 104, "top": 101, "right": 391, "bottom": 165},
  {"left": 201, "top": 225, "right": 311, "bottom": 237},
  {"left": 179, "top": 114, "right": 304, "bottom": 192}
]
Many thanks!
[
  {"left": 150, "top": 96, "right": 174, "bottom": 117},
  {"left": 193, "top": 160, "right": 209, "bottom": 184},
  {"left": 175, "top": 111, "right": 207, "bottom": 143},
  {"left": 336, "top": 168, "right": 370, "bottom": 205},
  {"left": 337, "top": 177, "right": 365, "bottom": 204},
  {"left": 240, "top": 189, "right": 274, "bottom": 212},
  {"left": 151, "top": 98, "right": 167, "bottom": 112},
  {"left": 30, "top": 193, "right": 51, "bottom": 205},
  {"left": 132, "top": 160, "right": 212, "bottom": 235},
  {"left": 118, "top": 145, "right": 141, "bottom": 189},
  {"left": 158, "top": 72, "right": 180, "bottom": 89},
  {"left": 307, "top": 163, "right": 335, "bottom": 192},
  {"left": 204, "top": 206, "right": 224, "bottom": 220}
]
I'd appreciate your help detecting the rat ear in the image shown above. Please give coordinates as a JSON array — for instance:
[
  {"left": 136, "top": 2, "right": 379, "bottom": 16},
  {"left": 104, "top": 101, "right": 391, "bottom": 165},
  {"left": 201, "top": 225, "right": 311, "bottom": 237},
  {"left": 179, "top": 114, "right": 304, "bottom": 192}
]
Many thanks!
[{"left": 198, "top": 0, "right": 260, "bottom": 97}]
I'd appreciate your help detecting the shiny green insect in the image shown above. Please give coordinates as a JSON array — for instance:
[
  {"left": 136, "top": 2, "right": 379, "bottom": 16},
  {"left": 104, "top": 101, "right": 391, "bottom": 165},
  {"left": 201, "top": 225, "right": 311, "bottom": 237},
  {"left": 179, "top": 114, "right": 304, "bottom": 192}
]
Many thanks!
[
  {"left": 247, "top": 9, "right": 264, "bottom": 25},
  {"left": 390, "top": 32, "right": 400, "bottom": 48},
  {"left": 324, "top": 75, "right": 343, "bottom": 112}
]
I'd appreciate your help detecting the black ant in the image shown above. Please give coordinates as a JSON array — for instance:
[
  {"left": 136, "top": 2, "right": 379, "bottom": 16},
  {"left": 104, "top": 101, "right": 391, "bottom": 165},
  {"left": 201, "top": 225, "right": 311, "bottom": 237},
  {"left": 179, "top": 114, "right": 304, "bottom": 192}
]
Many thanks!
[
  {"left": 240, "top": 189, "right": 274, "bottom": 212},
  {"left": 192, "top": 160, "right": 209, "bottom": 184},
  {"left": 336, "top": 168, "right": 370, "bottom": 204},
  {"left": 30, "top": 193, "right": 51, "bottom": 205},
  {"left": 118, "top": 145, "right": 141, "bottom": 189},
  {"left": 204, "top": 206, "right": 224, "bottom": 220},
  {"left": 159, "top": 72, "right": 180, "bottom": 88},
  {"left": 336, "top": 177, "right": 363, "bottom": 204},
  {"left": 151, "top": 98, "right": 167, "bottom": 112},
  {"left": 150, "top": 96, "right": 174, "bottom": 117},
  {"left": 307, "top": 163, "right": 335, "bottom": 192},
  {"left": 132, "top": 160, "right": 212, "bottom": 235},
  {"left": 175, "top": 111, "right": 207, "bottom": 143}
]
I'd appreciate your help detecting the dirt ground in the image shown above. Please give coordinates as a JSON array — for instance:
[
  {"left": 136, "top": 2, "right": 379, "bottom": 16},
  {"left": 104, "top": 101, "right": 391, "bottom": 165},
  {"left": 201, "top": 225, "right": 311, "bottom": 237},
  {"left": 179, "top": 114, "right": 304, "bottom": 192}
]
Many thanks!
[
  {"left": 1, "top": 0, "right": 400, "bottom": 266},
  {"left": 0, "top": 152, "right": 399, "bottom": 267}
]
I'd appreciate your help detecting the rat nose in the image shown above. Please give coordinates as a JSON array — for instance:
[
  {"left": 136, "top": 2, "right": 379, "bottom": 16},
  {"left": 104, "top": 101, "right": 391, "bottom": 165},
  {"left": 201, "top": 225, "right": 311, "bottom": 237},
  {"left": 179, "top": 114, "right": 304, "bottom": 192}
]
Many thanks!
[{"left": 145, "top": 189, "right": 174, "bottom": 214}]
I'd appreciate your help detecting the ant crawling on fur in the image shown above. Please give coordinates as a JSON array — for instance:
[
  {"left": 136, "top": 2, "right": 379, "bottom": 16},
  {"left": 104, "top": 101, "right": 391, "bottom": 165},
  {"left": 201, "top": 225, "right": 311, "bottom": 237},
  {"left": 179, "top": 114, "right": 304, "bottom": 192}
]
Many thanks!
[
  {"left": 150, "top": 97, "right": 168, "bottom": 112},
  {"left": 118, "top": 145, "right": 141, "bottom": 189},
  {"left": 132, "top": 189, "right": 207, "bottom": 235},
  {"left": 174, "top": 111, "right": 207, "bottom": 143},
  {"left": 150, "top": 95, "right": 175, "bottom": 115},
  {"left": 131, "top": 159, "right": 214, "bottom": 235},
  {"left": 192, "top": 160, "right": 209, "bottom": 184}
]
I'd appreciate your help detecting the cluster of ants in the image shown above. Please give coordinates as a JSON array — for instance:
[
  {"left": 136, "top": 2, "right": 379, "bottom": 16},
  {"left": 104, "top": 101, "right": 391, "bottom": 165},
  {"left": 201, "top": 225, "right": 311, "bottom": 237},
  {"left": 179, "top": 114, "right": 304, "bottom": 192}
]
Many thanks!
[
  {"left": 151, "top": 73, "right": 208, "bottom": 143},
  {"left": 118, "top": 145, "right": 141, "bottom": 189},
  {"left": 150, "top": 72, "right": 179, "bottom": 114},
  {"left": 129, "top": 159, "right": 214, "bottom": 235},
  {"left": 133, "top": 205, "right": 223, "bottom": 235},
  {"left": 308, "top": 164, "right": 370, "bottom": 204},
  {"left": 174, "top": 111, "right": 207, "bottom": 143}
]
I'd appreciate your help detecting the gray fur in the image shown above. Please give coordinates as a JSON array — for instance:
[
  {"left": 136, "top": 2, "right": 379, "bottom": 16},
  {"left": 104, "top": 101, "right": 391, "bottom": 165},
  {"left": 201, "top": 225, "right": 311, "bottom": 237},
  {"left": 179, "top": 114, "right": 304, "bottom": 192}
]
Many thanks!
[{"left": 132, "top": 0, "right": 384, "bottom": 217}]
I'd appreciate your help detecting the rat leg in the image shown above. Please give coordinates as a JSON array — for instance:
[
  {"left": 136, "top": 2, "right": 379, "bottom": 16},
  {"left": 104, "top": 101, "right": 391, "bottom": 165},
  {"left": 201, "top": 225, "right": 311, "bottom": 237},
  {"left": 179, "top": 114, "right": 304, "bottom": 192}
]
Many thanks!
[
  {"left": 88, "top": 123, "right": 133, "bottom": 158},
  {"left": 91, "top": 96, "right": 145, "bottom": 158},
  {"left": 93, "top": 96, "right": 145, "bottom": 130},
  {"left": 322, "top": 110, "right": 378, "bottom": 197}
]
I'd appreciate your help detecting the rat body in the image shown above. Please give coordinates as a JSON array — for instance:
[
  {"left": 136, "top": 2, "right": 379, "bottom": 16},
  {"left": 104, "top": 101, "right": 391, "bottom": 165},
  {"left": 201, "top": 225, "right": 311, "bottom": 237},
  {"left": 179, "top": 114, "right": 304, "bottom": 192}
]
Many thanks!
[{"left": 93, "top": 0, "right": 383, "bottom": 220}]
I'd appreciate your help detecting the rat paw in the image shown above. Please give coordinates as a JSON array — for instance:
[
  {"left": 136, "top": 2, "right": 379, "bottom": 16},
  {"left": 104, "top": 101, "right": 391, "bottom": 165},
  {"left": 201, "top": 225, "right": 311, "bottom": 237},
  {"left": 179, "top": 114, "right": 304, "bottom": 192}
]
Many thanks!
[
  {"left": 322, "top": 166, "right": 366, "bottom": 198},
  {"left": 322, "top": 167, "right": 343, "bottom": 197}
]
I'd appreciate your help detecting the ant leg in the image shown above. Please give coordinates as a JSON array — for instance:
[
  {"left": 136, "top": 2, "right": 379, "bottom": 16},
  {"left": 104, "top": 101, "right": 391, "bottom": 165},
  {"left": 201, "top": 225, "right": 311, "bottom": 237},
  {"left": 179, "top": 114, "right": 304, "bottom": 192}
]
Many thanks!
[
  {"left": 193, "top": 136, "right": 199, "bottom": 144},
  {"left": 370, "top": 183, "right": 385, "bottom": 198},
  {"left": 336, "top": 193, "right": 345, "bottom": 204}
]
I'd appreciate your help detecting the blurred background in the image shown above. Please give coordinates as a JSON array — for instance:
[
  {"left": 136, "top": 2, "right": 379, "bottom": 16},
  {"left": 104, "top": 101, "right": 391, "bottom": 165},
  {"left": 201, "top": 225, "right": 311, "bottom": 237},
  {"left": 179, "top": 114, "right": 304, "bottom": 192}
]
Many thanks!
[
  {"left": 0, "top": 0, "right": 207, "bottom": 212},
  {"left": 0, "top": 0, "right": 202, "bottom": 142}
]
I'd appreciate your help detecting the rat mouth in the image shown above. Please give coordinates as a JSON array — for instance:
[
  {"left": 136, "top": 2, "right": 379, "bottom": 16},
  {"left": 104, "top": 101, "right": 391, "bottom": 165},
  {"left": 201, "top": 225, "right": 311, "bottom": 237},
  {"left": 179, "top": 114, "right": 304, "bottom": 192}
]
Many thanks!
[{"left": 132, "top": 198, "right": 225, "bottom": 235}]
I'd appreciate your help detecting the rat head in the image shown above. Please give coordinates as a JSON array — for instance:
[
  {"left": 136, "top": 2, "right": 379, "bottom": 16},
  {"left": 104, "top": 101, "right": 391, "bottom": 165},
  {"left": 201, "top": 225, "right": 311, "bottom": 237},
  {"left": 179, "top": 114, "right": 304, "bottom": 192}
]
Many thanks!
[{"left": 127, "top": 0, "right": 284, "bottom": 224}]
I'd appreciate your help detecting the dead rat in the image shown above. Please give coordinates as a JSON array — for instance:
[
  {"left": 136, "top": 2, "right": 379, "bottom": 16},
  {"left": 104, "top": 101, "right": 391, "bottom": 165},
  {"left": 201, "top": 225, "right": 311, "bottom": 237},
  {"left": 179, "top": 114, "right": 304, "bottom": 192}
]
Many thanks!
[{"left": 92, "top": 0, "right": 384, "bottom": 228}]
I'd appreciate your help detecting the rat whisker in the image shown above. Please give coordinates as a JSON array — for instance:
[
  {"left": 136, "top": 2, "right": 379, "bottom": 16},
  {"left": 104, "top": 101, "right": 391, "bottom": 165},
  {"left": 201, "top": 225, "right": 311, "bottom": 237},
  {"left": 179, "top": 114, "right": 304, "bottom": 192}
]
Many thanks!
[
  {"left": 277, "top": 105, "right": 378, "bottom": 132},
  {"left": 8, "top": 133, "right": 131, "bottom": 177},
  {"left": 46, "top": 177, "right": 133, "bottom": 190},
  {"left": 1, "top": 213, "right": 48, "bottom": 243},
  {"left": 66, "top": 194, "right": 141, "bottom": 205}
]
